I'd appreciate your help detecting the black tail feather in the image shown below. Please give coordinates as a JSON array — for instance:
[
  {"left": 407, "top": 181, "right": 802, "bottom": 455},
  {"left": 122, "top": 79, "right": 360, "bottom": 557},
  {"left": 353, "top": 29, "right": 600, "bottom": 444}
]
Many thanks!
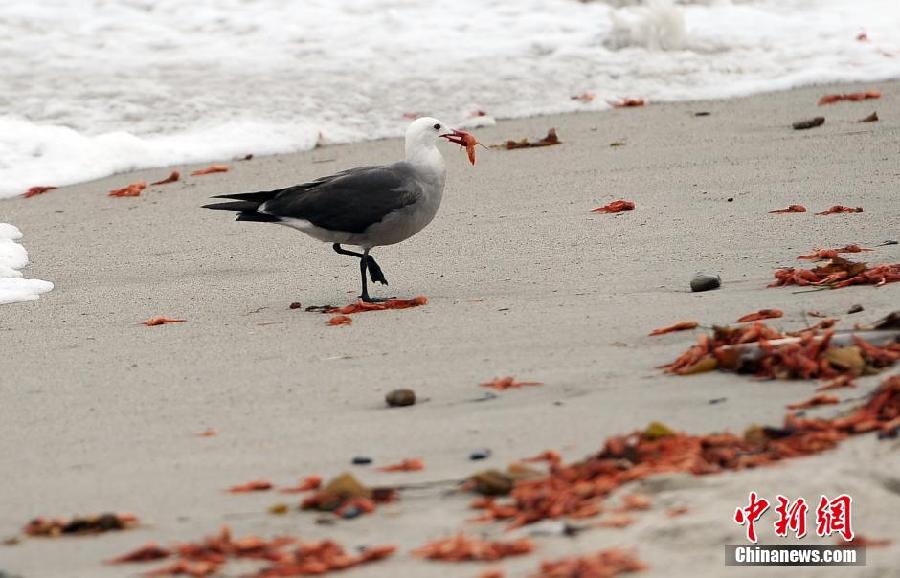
[
  {"left": 205, "top": 188, "right": 287, "bottom": 223},
  {"left": 236, "top": 212, "right": 281, "bottom": 223},
  {"left": 211, "top": 189, "right": 282, "bottom": 203},
  {"left": 202, "top": 200, "right": 263, "bottom": 212}
]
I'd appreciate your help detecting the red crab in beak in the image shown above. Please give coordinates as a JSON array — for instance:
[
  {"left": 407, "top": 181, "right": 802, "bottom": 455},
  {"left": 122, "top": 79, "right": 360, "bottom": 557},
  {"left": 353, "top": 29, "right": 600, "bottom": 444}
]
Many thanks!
[
  {"left": 440, "top": 129, "right": 481, "bottom": 166},
  {"left": 439, "top": 128, "right": 469, "bottom": 145}
]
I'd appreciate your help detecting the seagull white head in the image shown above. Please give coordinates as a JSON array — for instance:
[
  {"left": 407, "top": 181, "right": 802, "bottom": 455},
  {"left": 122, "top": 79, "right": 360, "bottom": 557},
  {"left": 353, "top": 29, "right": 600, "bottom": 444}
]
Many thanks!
[{"left": 405, "top": 117, "right": 468, "bottom": 161}]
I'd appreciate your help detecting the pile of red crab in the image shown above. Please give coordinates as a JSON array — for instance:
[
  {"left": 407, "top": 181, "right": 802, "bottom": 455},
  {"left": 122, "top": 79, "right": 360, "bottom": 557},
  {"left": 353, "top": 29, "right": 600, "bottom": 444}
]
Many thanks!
[
  {"left": 467, "top": 374, "right": 900, "bottom": 529},
  {"left": 299, "top": 478, "right": 397, "bottom": 519},
  {"left": 770, "top": 247, "right": 899, "bottom": 289},
  {"left": 662, "top": 321, "right": 898, "bottom": 379},
  {"left": 412, "top": 533, "right": 533, "bottom": 562},
  {"left": 108, "top": 525, "right": 395, "bottom": 577},
  {"left": 24, "top": 513, "right": 138, "bottom": 537},
  {"left": 532, "top": 548, "right": 646, "bottom": 578}
]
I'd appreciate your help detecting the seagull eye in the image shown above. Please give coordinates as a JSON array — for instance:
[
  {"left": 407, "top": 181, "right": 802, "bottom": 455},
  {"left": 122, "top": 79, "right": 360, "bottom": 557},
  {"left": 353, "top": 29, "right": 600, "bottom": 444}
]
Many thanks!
[{"left": 433, "top": 123, "right": 440, "bottom": 130}]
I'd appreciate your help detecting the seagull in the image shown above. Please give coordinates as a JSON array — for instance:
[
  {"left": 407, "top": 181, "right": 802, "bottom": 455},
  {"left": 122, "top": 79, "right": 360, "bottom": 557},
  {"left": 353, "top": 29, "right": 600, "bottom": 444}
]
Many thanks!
[{"left": 203, "top": 117, "right": 471, "bottom": 302}]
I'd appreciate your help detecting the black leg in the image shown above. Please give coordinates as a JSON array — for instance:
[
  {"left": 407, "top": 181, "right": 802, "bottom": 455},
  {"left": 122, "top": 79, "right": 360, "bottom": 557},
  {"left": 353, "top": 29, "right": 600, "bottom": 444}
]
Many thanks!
[
  {"left": 359, "top": 254, "right": 371, "bottom": 302},
  {"left": 333, "top": 244, "right": 388, "bottom": 286},
  {"left": 333, "top": 243, "right": 363, "bottom": 258}
]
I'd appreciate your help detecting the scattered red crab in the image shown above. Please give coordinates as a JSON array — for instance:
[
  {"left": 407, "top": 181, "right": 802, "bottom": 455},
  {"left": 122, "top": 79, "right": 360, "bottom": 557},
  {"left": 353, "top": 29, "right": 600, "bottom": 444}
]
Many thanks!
[
  {"left": 533, "top": 549, "right": 646, "bottom": 578},
  {"left": 649, "top": 321, "right": 699, "bottom": 336},
  {"left": 24, "top": 513, "right": 138, "bottom": 537},
  {"left": 376, "top": 458, "right": 425, "bottom": 473},
  {"left": 109, "top": 181, "right": 147, "bottom": 197},
  {"left": 787, "top": 394, "right": 840, "bottom": 410},
  {"left": 481, "top": 377, "right": 543, "bottom": 390},
  {"left": 328, "top": 296, "right": 427, "bottom": 315},
  {"left": 611, "top": 98, "right": 645, "bottom": 108},
  {"left": 592, "top": 200, "right": 635, "bottom": 213},
  {"left": 227, "top": 479, "right": 273, "bottom": 493},
  {"left": 815, "top": 205, "right": 863, "bottom": 215},
  {"left": 190, "top": 165, "right": 229, "bottom": 176},
  {"left": 151, "top": 170, "right": 180, "bottom": 185},
  {"left": 736, "top": 309, "right": 783, "bottom": 323},
  {"left": 413, "top": 533, "right": 533, "bottom": 562},
  {"left": 768, "top": 204, "right": 806, "bottom": 213},
  {"left": 143, "top": 316, "right": 186, "bottom": 326},
  {"left": 818, "top": 90, "right": 881, "bottom": 105},
  {"left": 23, "top": 186, "right": 57, "bottom": 198},
  {"left": 280, "top": 476, "right": 323, "bottom": 494},
  {"left": 797, "top": 244, "right": 873, "bottom": 261}
]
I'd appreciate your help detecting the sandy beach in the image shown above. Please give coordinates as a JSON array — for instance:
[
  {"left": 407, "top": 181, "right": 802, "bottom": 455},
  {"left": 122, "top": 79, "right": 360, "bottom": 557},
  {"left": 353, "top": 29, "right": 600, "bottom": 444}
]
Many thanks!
[{"left": 1, "top": 81, "right": 899, "bottom": 577}]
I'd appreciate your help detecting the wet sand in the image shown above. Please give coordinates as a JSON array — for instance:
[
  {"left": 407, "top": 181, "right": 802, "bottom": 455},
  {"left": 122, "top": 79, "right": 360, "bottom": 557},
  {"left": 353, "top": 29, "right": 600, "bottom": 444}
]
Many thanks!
[{"left": 1, "top": 81, "right": 899, "bottom": 577}]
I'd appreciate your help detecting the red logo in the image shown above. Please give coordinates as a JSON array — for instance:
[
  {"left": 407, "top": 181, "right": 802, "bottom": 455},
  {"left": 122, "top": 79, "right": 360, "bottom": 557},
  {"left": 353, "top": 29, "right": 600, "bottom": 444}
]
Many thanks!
[
  {"left": 774, "top": 495, "right": 808, "bottom": 539},
  {"left": 815, "top": 495, "right": 854, "bottom": 541},
  {"left": 734, "top": 492, "right": 770, "bottom": 543},
  {"left": 734, "top": 493, "right": 854, "bottom": 542}
]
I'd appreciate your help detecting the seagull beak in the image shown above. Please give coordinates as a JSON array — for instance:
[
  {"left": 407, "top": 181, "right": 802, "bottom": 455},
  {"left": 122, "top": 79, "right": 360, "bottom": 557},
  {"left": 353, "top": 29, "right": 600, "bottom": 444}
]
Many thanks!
[{"left": 440, "top": 128, "right": 468, "bottom": 145}]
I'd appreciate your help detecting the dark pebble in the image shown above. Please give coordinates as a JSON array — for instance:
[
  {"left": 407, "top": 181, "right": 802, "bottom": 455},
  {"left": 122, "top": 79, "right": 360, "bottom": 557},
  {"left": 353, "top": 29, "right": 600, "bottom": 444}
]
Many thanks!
[
  {"left": 289, "top": 302, "right": 302, "bottom": 309},
  {"left": 792, "top": 117, "right": 825, "bottom": 130},
  {"left": 847, "top": 304, "right": 864, "bottom": 314},
  {"left": 694, "top": 111, "right": 710, "bottom": 117},
  {"left": 385, "top": 389, "right": 416, "bottom": 407},
  {"left": 351, "top": 456, "right": 372, "bottom": 465},
  {"left": 709, "top": 397, "right": 728, "bottom": 405},
  {"left": 690, "top": 273, "right": 721, "bottom": 293},
  {"left": 469, "top": 449, "right": 492, "bottom": 461},
  {"left": 727, "top": 197, "right": 734, "bottom": 202}
]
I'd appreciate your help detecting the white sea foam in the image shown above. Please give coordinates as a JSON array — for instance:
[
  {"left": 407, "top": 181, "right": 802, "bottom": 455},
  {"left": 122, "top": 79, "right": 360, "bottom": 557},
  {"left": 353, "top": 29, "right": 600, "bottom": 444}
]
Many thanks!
[
  {"left": 1, "top": 0, "right": 898, "bottom": 198},
  {"left": 0, "top": 224, "right": 54, "bottom": 304}
]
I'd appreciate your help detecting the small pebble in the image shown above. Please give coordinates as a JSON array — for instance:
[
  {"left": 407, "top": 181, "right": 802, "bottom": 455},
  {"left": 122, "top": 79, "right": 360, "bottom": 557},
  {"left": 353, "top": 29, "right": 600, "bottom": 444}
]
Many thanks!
[
  {"left": 351, "top": 456, "right": 372, "bottom": 466},
  {"left": 690, "top": 273, "right": 721, "bottom": 293},
  {"left": 289, "top": 302, "right": 302, "bottom": 310},
  {"left": 268, "top": 503, "right": 288, "bottom": 515},
  {"left": 694, "top": 111, "right": 711, "bottom": 117},
  {"left": 847, "top": 304, "right": 864, "bottom": 314},
  {"left": 340, "top": 506, "right": 363, "bottom": 519},
  {"left": 385, "top": 388, "right": 416, "bottom": 407},
  {"left": 727, "top": 197, "right": 733, "bottom": 202},
  {"left": 709, "top": 397, "right": 728, "bottom": 405},
  {"left": 469, "top": 449, "right": 492, "bottom": 461}
]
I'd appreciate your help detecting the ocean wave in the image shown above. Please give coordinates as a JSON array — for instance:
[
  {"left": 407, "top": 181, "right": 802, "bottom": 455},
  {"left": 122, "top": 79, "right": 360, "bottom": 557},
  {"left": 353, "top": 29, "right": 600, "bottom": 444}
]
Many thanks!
[
  {"left": 0, "top": 223, "right": 54, "bottom": 304},
  {"left": 1, "top": 0, "right": 898, "bottom": 198}
]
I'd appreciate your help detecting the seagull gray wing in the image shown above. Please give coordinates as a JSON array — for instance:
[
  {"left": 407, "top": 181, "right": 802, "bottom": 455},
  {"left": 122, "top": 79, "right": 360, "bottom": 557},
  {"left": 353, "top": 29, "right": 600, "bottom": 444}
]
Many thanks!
[{"left": 260, "top": 163, "right": 422, "bottom": 234}]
